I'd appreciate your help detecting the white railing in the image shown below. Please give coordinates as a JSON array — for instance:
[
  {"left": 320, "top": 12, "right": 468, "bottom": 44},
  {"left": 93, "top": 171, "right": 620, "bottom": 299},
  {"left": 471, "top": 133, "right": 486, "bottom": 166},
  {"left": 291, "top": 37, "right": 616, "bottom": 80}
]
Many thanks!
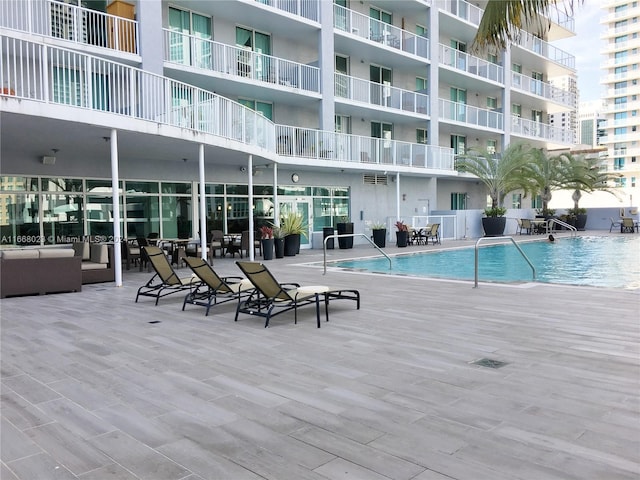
[
  {"left": 513, "top": 30, "right": 575, "bottom": 69},
  {"left": 511, "top": 72, "right": 575, "bottom": 107},
  {"left": 274, "top": 126, "right": 455, "bottom": 171},
  {"left": 439, "top": 99, "right": 504, "bottom": 130},
  {"left": 254, "top": 0, "right": 319, "bottom": 22},
  {"left": 163, "top": 30, "right": 320, "bottom": 93},
  {"left": 439, "top": 44, "right": 503, "bottom": 83},
  {"left": 333, "top": 4, "right": 429, "bottom": 60},
  {"left": 334, "top": 73, "right": 429, "bottom": 115},
  {"left": 511, "top": 116, "right": 572, "bottom": 144},
  {"left": 0, "top": 0, "right": 138, "bottom": 54},
  {"left": 1, "top": 33, "right": 455, "bottom": 172},
  {"left": 0, "top": 35, "right": 273, "bottom": 149},
  {"left": 438, "top": 0, "right": 483, "bottom": 26}
]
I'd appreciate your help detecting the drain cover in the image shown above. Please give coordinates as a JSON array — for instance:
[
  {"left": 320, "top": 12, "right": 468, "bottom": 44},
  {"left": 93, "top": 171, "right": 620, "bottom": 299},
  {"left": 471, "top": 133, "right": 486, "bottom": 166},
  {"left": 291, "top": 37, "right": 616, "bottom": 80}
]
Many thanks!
[
  {"left": 148, "top": 320, "right": 161, "bottom": 324},
  {"left": 470, "top": 358, "right": 508, "bottom": 369}
]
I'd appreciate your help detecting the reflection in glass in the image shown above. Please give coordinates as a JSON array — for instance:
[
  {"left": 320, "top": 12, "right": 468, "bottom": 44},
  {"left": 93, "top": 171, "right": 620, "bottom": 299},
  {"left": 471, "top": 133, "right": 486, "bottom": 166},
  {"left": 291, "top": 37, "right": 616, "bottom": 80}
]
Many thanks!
[
  {"left": 0, "top": 193, "right": 39, "bottom": 245},
  {"left": 162, "top": 196, "right": 192, "bottom": 238},
  {"left": 43, "top": 194, "right": 84, "bottom": 243},
  {"left": 126, "top": 196, "right": 160, "bottom": 238}
]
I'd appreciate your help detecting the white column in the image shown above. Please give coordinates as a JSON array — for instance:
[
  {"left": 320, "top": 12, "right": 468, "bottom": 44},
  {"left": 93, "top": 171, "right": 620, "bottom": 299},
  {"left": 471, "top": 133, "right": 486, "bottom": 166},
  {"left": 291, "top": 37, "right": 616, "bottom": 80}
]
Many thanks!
[
  {"left": 396, "top": 173, "right": 401, "bottom": 221},
  {"left": 273, "top": 163, "right": 279, "bottom": 226},
  {"left": 198, "top": 144, "right": 206, "bottom": 260},
  {"left": 110, "top": 129, "right": 122, "bottom": 287},
  {"left": 247, "top": 155, "right": 254, "bottom": 261}
]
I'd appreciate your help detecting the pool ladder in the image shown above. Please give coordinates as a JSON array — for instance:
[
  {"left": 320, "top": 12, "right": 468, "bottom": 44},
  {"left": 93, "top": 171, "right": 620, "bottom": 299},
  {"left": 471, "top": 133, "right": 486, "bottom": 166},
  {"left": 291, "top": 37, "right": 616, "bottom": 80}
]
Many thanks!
[
  {"left": 323, "top": 233, "right": 392, "bottom": 275},
  {"left": 474, "top": 236, "right": 536, "bottom": 288}
]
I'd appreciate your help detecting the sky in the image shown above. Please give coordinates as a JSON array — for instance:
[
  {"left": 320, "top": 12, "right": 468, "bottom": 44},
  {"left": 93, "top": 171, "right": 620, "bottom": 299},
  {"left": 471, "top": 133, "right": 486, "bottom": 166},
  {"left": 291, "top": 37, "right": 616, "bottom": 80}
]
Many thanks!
[{"left": 553, "top": 0, "right": 604, "bottom": 103}]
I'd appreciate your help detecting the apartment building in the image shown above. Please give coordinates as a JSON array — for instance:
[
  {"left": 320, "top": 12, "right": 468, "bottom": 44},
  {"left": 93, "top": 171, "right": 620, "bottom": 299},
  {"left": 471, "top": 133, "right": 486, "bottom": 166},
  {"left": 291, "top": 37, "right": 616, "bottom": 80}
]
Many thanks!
[
  {"left": 600, "top": 0, "right": 640, "bottom": 207},
  {"left": 0, "top": 0, "right": 576, "bottom": 249},
  {"left": 577, "top": 100, "right": 606, "bottom": 147},
  {"left": 548, "top": 73, "right": 578, "bottom": 143}
]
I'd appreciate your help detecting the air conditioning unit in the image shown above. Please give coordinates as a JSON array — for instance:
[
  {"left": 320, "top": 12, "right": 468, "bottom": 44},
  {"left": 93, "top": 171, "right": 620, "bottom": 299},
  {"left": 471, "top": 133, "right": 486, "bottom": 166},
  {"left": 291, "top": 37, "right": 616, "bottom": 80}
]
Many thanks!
[{"left": 42, "top": 156, "right": 56, "bottom": 165}]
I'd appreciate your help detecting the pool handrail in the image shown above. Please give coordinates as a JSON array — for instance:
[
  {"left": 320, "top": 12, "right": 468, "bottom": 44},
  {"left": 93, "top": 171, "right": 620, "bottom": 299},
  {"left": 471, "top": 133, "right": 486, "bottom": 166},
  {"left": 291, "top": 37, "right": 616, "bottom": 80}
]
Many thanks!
[
  {"left": 474, "top": 236, "right": 536, "bottom": 288},
  {"left": 545, "top": 218, "right": 577, "bottom": 236},
  {"left": 323, "top": 233, "right": 392, "bottom": 275}
]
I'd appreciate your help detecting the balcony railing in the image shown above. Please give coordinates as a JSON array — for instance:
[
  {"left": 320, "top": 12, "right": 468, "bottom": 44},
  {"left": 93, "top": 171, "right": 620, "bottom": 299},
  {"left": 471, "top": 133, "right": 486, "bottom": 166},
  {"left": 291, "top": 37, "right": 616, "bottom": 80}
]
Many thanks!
[
  {"left": 439, "top": 99, "right": 504, "bottom": 130},
  {"left": 253, "top": 0, "right": 319, "bottom": 22},
  {"left": 1, "top": 33, "right": 454, "bottom": 172},
  {"left": 163, "top": 30, "right": 320, "bottom": 93},
  {"left": 511, "top": 72, "right": 575, "bottom": 108},
  {"left": 333, "top": 4, "right": 429, "bottom": 60},
  {"left": 513, "top": 30, "right": 575, "bottom": 69},
  {"left": 511, "top": 116, "right": 571, "bottom": 144},
  {"left": 334, "top": 73, "right": 429, "bottom": 115},
  {"left": 438, "top": 0, "right": 483, "bottom": 26},
  {"left": 275, "top": 126, "right": 454, "bottom": 170},
  {"left": 439, "top": 44, "right": 504, "bottom": 84},
  {"left": 0, "top": 0, "right": 138, "bottom": 54}
]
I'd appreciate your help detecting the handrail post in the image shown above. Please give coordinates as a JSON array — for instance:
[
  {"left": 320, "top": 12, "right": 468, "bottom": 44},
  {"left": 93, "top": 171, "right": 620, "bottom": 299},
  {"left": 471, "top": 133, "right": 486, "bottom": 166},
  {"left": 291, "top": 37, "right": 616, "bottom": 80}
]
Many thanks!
[
  {"left": 323, "top": 233, "right": 392, "bottom": 275},
  {"left": 474, "top": 236, "right": 536, "bottom": 288}
]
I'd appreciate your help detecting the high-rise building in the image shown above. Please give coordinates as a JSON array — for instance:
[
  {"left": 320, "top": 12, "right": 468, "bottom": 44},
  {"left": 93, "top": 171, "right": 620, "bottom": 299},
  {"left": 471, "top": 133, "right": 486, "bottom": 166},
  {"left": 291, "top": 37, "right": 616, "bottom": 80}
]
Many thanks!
[
  {"left": 577, "top": 100, "right": 606, "bottom": 147},
  {"left": 0, "top": 0, "right": 577, "bottom": 248},
  {"left": 548, "top": 74, "right": 579, "bottom": 143},
  {"left": 600, "top": 0, "right": 640, "bottom": 205}
]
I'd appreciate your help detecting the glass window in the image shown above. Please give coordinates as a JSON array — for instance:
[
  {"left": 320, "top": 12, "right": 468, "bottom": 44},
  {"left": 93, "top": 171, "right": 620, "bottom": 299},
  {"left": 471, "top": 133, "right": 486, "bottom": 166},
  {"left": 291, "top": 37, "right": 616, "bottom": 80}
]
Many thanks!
[
  {"left": 487, "top": 97, "right": 497, "bottom": 109},
  {"left": 416, "top": 128, "right": 428, "bottom": 144},
  {"left": 42, "top": 178, "right": 83, "bottom": 192},
  {"left": 313, "top": 187, "right": 331, "bottom": 196},
  {"left": 125, "top": 195, "right": 160, "bottom": 238},
  {"left": 1, "top": 176, "right": 38, "bottom": 191},
  {"left": 87, "top": 179, "right": 120, "bottom": 193},
  {"left": 0, "top": 193, "right": 39, "bottom": 245},
  {"left": 125, "top": 181, "right": 159, "bottom": 194},
  {"left": 332, "top": 187, "right": 349, "bottom": 197},
  {"left": 512, "top": 193, "right": 522, "bottom": 208},
  {"left": 204, "top": 184, "right": 224, "bottom": 195},
  {"left": 43, "top": 194, "right": 84, "bottom": 243},
  {"left": 162, "top": 196, "right": 192, "bottom": 239},
  {"left": 161, "top": 182, "right": 191, "bottom": 194},
  {"left": 86, "top": 195, "right": 120, "bottom": 237},
  {"left": 226, "top": 184, "right": 248, "bottom": 195},
  {"left": 450, "top": 193, "right": 467, "bottom": 210}
]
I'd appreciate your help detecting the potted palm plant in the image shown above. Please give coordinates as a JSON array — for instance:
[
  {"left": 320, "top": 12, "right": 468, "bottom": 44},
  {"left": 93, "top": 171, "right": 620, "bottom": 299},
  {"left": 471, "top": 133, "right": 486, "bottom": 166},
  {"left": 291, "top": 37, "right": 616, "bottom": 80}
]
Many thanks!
[
  {"left": 395, "top": 221, "right": 409, "bottom": 247},
  {"left": 259, "top": 226, "right": 274, "bottom": 260},
  {"left": 456, "top": 142, "right": 534, "bottom": 237},
  {"left": 336, "top": 216, "right": 354, "bottom": 249},
  {"left": 371, "top": 221, "right": 387, "bottom": 248},
  {"left": 280, "top": 211, "right": 307, "bottom": 256}
]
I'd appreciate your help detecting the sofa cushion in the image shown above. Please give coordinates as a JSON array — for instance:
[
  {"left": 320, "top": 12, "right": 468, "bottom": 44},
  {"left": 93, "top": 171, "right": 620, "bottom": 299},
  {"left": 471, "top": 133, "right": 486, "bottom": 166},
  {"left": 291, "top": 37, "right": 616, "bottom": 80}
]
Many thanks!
[
  {"left": 73, "top": 242, "right": 90, "bottom": 260},
  {"left": 1, "top": 249, "right": 39, "bottom": 259},
  {"left": 81, "top": 262, "right": 107, "bottom": 270},
  {"left": 39, "top": 248, "right": 74, "bottom": 258},
  {"left": 90, "top": 243, "right": 109, "bottom": 264}
]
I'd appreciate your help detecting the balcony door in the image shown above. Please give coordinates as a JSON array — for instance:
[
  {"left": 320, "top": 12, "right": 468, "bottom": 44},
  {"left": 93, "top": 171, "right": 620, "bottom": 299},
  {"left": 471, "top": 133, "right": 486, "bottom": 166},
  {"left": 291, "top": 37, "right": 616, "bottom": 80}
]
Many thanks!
[
  {"left": 370, "top": 65, "right": 392, "bottom": 106},
  {"left": 236, "top": 27, "right": 271, "bottom": 81},
  {"left": 168, "top": 7, "right": 211, "bottom": 68},
  {"left": 450, "top": 87, "right": 467, "bottom": 122}
]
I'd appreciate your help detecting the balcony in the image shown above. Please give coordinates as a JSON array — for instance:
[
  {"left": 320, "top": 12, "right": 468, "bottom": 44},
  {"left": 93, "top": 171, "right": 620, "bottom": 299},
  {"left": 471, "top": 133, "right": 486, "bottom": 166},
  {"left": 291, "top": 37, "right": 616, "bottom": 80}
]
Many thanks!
[
  {"left": 511, "top": 72, "right": 575, "bottom": 108},
  {"left": 274, "top": 126, "right": 454, "bottom": 171},
  {"left": 163, "top": 30, "right": 320, "bottom": 93},
  {"left": 252, "top": 0, "right": 319, "bottom": 22},
  {"left": 0, "top": 0, "right": 138, "bottom": 55},
  {"left": 439, "top": 44, "right": 504, "bottom": 84},
  {"left": 333, "top": 4, "right": 429, "bottom": 60},
  {"left": 513, "top": 30, "right": 575, "bottom": 70},
  {"left": 438, "top": 0, "right": 483, "bottom": 27},
  {"left": 511, "top": 116, "right": 571, "bottom": 144},
  {"left": 334, "top": 73, "right": 429, "bottom": 116},
  {"left": 439, "top": 99, "right": 504, "bottom": 130}
]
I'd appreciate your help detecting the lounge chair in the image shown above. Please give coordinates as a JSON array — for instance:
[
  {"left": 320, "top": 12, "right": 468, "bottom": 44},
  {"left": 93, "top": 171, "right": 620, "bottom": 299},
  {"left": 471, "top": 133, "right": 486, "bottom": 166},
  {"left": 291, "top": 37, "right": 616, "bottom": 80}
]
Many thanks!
[
  {"left": 235, "top": 261, "right": 360, "bottom": 328},
  {"left": 135, "top": 246, "right": 199, "bottom": 305},
  {"left": 182, "top": 257, "right": 255, "bottom": 316}
]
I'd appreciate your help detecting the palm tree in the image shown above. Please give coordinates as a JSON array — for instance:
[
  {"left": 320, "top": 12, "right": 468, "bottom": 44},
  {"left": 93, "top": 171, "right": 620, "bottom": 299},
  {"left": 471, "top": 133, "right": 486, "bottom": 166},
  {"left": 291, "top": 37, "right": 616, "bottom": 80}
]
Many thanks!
[
  {"left": 472, "top": 0, "right": 581, "bottom": 52},
  {"left": 456, "top": 141, "right": 535, "bottom": 217},
  {"left": 562, "top": 154, "right": 621, "bottom": 213}
]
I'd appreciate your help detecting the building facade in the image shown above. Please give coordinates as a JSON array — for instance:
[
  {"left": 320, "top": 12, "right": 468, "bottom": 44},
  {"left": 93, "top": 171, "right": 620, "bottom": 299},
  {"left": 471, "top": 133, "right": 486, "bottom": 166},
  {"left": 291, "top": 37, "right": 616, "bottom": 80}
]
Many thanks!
[
  {"left": 0, "top": 0, "right": 576, "bottom": 248},
  {"left": 600, "top": 0, "right": 640, "bottom": 207}
]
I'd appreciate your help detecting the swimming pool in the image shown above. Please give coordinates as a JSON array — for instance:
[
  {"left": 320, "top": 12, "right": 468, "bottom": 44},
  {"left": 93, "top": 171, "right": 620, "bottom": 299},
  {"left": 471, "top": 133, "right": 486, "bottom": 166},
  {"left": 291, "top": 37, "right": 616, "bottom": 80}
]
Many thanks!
[{"left": 332, "top": 235, "right": 640, "bottom": 289}]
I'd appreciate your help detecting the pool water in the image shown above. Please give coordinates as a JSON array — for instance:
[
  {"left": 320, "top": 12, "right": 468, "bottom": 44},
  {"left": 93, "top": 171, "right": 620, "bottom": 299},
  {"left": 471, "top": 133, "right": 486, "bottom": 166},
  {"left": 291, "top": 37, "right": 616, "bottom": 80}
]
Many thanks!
[{"left": 333, "top": 236, "right": 640, "bottom": 289}]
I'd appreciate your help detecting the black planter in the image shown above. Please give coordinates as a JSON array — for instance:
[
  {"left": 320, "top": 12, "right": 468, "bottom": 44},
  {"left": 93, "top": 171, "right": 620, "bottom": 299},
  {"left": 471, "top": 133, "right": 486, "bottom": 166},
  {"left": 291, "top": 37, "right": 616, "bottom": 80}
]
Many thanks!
[
  {"left": 274, "top": 238, "right": 285, "bottom": 258},
  {"left": 574, "top": 214, "right": 587, "bottom": 231},
  {"left": 284, "top": 234, "right": 300, "bottom": 256},
  {"left": 337, "top": 222, "right": 354, "bottom": 249},
  {"left": 372, "top": 229, "right": 386, "bottom": 248},
  {"left": 396, "top": 230, "right": 408, "bottom": 247},
  {"left": 323, "top": 227, "right": 335, "bottom": 249},
  {"left": 261, "top": 238, "right": 274, "bottom": 260},
  {"left": 482, "top": 216, "right": 506, "bottom": 237}
]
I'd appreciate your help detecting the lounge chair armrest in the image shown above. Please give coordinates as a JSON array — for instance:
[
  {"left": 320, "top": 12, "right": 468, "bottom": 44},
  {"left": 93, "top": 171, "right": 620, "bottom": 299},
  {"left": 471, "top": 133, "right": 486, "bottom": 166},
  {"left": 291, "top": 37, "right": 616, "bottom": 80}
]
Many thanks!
[
  {"left": 280, "top": 282, "right": 300, "bottom": 288},
  {"left": 221, "top": 276, "right": 244, "bottom": 283}
]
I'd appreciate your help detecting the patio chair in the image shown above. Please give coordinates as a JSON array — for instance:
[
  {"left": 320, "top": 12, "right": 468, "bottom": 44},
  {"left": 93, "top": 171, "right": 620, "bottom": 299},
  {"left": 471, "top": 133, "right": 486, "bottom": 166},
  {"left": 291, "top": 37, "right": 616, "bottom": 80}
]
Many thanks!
[
  {"left": 241, "top": 230, "right": 261, "bottom": 258},
  {"left": 182, "top": 257, "right": 255, "bottom": 316},
  {"left": 609, "top": 217, "right": 622, "bottom": 232},
  {"left": 235, "top": 261, "right": 360, "bottom": 328},
  {"left": 621, "top": 217, "right": 637, "bottom": 233},
  {"left": 135, "top": 246, "right": 199, "bottom": 305},
  {"left": 424, "top": 223, "right": 441, "bottom": 245}
]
